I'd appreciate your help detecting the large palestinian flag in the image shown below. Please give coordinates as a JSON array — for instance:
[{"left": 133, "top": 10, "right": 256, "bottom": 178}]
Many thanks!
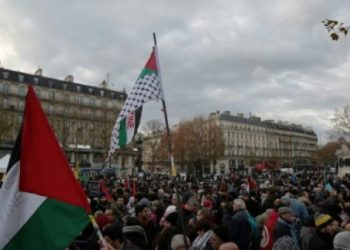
[
  {"left": 109, "top": 49, "right": 164, "bottom": 153},
  {"left": 0, "top": 86, "right": 90, "bottom": 249}
]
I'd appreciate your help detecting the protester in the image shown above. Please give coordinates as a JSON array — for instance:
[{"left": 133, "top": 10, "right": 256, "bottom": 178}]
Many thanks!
[
  {"left": 70, "top": 169, "right": 350, "bottom": 250},
  {"left": 192, "top": 219, "right": 213, "bottom": 250},
  {"left": 171, "top": 234, "right": 192, "bottom": 250},
  {"left": 228, "top": 198, "right": 251, "bottom": 250},
  {"left": 308, "top": 214, "right": 337, "bottom": 250},
  {"left": 272, "top": 206, "right": 299, "bottom": 250},
  {"left": 333, "top": 231, "right": 350, "bottom": 250},
  {"left": 209, "top": 225, "right": 230, "bottom": 250},
  {"left": 218, "top": 242, "right": 239, "bottom": 250}
]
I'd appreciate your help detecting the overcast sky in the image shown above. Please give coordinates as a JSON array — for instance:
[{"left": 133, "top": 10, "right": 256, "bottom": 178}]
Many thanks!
[{"left": 0, "top": 0, "right": 349, "bottom": 144}]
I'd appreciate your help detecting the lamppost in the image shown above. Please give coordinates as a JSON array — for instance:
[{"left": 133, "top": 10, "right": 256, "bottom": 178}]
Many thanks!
[{"left": 135, "top": 134, "right": 143, "bottom": 174}]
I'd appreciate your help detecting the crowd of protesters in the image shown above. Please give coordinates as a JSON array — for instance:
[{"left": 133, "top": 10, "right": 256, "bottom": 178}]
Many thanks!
[{"left": 68, "top": 169, "right": 350, "bottom": 250}]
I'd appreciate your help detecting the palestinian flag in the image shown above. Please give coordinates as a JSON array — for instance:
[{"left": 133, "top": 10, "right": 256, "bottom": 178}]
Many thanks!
[
  {"left": 109, "top": 49, "right": 164, "bottom": 153},
  {"left": 0, "top": 86, "right": 90, "bottom": 250},
  {"left": 117, "top": 107, "right": 143, "bottom": 147}
]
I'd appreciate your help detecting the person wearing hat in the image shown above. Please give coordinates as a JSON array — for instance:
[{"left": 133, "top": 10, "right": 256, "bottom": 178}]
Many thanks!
[
  {"left": 272, "top": 206, "right": 299, "bottom": 250},
  {"left": 102, "top": 223, "right": 142, "bottom": 250},
  {"left": 308, "top": 214, "right": 337, "bottom": 250}
]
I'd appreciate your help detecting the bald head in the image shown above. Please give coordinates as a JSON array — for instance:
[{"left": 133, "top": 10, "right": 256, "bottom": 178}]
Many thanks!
[{"left": 219, "top": 242, "right": 239, "bottom": 250}]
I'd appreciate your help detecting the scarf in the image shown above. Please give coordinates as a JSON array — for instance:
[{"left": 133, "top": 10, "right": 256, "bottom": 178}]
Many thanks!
[
  {"left": 277, "top": 218, "right": 299, "bottom": 247},
  {"left": 192, "top": 230, "right": 213, "bottom": 250}
]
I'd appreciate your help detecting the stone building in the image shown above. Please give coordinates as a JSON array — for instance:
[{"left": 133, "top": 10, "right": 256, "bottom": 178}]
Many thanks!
[
  {"left": 0, "top": 67, "right": 135, "bottom": 173},
  {"left": 210, "top": 111, "right": 318, "bottom": 174}
]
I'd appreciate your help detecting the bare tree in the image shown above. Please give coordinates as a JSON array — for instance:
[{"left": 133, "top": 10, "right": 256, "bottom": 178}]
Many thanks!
[
  {"left": 142, "top": 119, "right": 165, "bottom": 171},
  {"left": 331, "top": 105, "right": 350, "bottom": 141},
  {"left": 142, "top": 119, "right": 165, "bottom": 136},
  {"left": 172, "top": 115, "right": 225, "bottom": 174}
]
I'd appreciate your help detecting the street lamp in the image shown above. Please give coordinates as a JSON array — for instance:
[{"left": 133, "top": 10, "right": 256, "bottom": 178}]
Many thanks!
[{"left": 134, "top": 134, "right": 143, "bottom": 174}]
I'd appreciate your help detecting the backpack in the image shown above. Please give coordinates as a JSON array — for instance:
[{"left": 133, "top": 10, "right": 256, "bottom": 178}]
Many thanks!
[
  {"left": 247, "top": 212, "right": 257, "bottom": 250},
  {"left": 247, "top": 212, "right": 257, "bottom": 235},
  {"left": 260, "top": 210, "right": 279, "bottom": 250}
]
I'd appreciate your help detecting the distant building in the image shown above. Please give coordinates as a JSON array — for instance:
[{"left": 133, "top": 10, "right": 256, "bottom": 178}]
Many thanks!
[
  {"left": 142, "top": 130, "right": 168, "bottom": 172},
  {"left": 336, "top": 144, "right": 350, "bottom": 177},
  {"left": 0, "top": 67, "right": 136, "bottom": 174},
  {"left": 209, "top": 110, "right": 318, "bottom": 174}
]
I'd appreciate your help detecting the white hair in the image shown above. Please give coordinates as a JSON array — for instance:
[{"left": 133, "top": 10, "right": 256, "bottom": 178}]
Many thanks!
[
  {"left": 233, "top": 198, "right": 246, "bottom": 209},
  {"left": 171, "top": 234, "right": 192, "bottom": 250}
]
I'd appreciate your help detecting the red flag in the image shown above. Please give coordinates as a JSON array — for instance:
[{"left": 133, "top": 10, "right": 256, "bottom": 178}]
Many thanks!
[
  {"left": 124, "top": 176, "right": 130, "bottom": 190},
  {"left": 20, "top": 85, "right": 90, "bottom": 212},
  {"left": 132, "top": 180, "right": 137, "bottom": 197},
  {"left": 100, "top": 180, "right": 112, "bottom": 201},
  {"left": 248, "top": 176, "right": 257, "bottom": 191},
  {"left": 0, "top": 85, "right": 91, "bottom": 249},
  {"left": 255, "top": 162, "right": 265, "bottom": 171},
  {"left": 260, "top": 210, "right": 279, "bottom": 250}
]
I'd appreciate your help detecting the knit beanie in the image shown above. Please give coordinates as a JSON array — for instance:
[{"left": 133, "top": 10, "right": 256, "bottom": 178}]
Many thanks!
[{"left": 314, "top": 214, "right": 333, "bottom": 230}]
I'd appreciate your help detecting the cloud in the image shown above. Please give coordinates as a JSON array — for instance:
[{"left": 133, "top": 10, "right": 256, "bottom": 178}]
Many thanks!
[{"left": 0, "top": 0, "right": 349, "bottom": 144}]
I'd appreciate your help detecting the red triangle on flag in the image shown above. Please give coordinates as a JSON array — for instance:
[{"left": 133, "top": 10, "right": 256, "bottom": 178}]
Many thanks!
[
  {"left": 19, "top": 86, "right": 90, "bottom": 213},
  {"left": 145, "top": 50, "right": 157, "bottom": 71}
]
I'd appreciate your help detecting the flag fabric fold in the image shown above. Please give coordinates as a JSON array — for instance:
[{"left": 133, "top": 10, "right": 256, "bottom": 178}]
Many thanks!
[
  {"left": 109, "top": 50, "right": 164, "bottom": 154},
  {"left": 0, "top": 86, "right": 90, "bottom": 250}
]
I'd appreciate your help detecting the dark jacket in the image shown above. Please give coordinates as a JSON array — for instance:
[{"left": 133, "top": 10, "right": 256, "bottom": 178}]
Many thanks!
[
  {"left": 308, "top": 231, "right": 334, "bottom": 250},
  {"left": 229, "top": 209, "right": 251, "bottom": 250}
]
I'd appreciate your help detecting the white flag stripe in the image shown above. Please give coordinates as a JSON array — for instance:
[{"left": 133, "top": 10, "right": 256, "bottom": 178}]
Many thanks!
[{"left": 0, "top": 162, "right": 46, "bottom": 249}]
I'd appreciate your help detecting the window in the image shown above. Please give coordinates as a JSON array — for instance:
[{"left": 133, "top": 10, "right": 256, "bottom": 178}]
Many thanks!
[
  {"left": 18, "top": 74, "right": 24, "bottom": 82},
  {"left": 35, "top": 88, "right": 41, "bottom": 97},
  {"left": 3, "top": 83, "right": 9, "bottom": 93},
  {"left": 78, "top": 96, "right": 83, "bottom": 104},
  {"left": 18, "top": 115, "right": 23, "bottom": 124},
  {"left": 100, "top": 90, "right": 104, "bottom": 96},
  {"left": 76, "top": 85, "right": 81, "bottom": 92},
  {"left": 88, "top": 88, "right": 93, "bottom": 94},
  {"left": 63, "top": 83, "right": 68, "bottom": 90},
  {"left": 49, "top": 91, "right": 55, "bottom": 100},
  {"left": 64, "top": 94, "right": 69, "bottom": 102},
  {"left": 18, "top": 100, "right": 24, "bottom": 110},
  {"left": 64, "top": 107, "right": 69, "bottom": 115},
  {"left": 33, "top": 77, "right": 39, "bottom": 85},
  {"left": 3, "top": 71, "right": 9, "bottom": 79},
  {"left": 19, "top": 86, "right": 26, "bottom": 96},
  {"left": 90, "top": 98, "right": 96, "bottom": 106},
  {"left": 49, "top": 81, "right": 54, "bottom": 88},
  {"left": 49, "top": 105, "right": 54, "bottom": 113},
  {"left": 3, "top": 98, "right": 10, "bottom": 108}
]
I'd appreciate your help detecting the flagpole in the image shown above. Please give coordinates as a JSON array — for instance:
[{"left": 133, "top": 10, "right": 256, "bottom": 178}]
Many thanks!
[{"left": 153, "top": 33, "right": 189, "bottom": 250}]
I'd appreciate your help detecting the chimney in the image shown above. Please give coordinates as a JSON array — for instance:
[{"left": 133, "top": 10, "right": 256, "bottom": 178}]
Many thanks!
[
  {"left": 35, "top": 67, "right": 43, "bottom": 76},
  {"left": 64, "top": 75, "right": 74, "bottom": 82},
  {"left": 99, "top": 80, "right": 107, "bottom": 89}
]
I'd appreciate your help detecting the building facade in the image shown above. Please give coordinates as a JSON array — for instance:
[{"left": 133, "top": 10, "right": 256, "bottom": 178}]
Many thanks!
[
  {"left": 336, "top": 144, "right": 350, "bottom": 177},
  {"left": 210, "top": 111, "right": 318, "bottom": 174},
  {"left": 0, "top": 67, "right": 135, "bottom": 173}
]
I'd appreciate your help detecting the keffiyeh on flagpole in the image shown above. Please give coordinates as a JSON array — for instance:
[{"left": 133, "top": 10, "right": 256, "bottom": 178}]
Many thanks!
[{"left": 109, "top": 48, "right": 165, "bottom": 156}]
